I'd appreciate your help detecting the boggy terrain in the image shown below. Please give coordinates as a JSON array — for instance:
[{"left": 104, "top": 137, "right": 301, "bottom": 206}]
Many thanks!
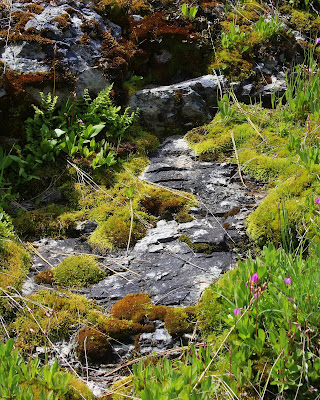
[{"left": 1, "top": 0, "right": 320, "bottom": 398}]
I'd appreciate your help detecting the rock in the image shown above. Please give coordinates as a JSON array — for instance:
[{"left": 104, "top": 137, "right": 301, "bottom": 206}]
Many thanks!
[
  {"left": 39, "top": 188, "right": 64, "bottom": 204},
  {"left": 76, "top": 220, "right": 98, "bottom": 235},
  {"left": 0, "top": 1, "right": 117, "bottom": 100},
  {"left": 128, "top": 75, "right": 226, "bottom": 136}
]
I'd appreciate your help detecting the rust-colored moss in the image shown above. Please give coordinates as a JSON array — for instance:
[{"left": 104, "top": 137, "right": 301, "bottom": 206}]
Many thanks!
[
  {"left": 34, "top": 269, "right": 54, "bottom": 285},
  {"left": 53, "top": 14, "right": 71, "bottom": 31},
  {"left": 3, "top": 70, "right": 53, "bottom": 95},
  {"left": 12, "top": 10, "right": 33, "bottom": 32},
  {"left": 224, "top": 206, "right": 241, "bottom": 218},
  {"left": 25, "top": 3, "right": 44, "bottom": 14},
  {"left": 76, "top": 326, "right": 113, "bottom": 364},
  {"left": 111, "top": 293, "right": 152, "bottom": 323},
  {"left": 129, "top": 12, "right": 197, "bottom": 44}
]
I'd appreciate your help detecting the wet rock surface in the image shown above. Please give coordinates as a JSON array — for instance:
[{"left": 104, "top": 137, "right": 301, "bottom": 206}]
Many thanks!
[{"left": 26, "top": 137, "right": 263, "bottom": 307}]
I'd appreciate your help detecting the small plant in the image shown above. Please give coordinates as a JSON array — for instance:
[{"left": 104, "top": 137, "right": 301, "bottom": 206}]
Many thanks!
[
  {"left": 254, "top": 15, "right": 283, "bottom": 40},
  {"left": 220, "top": 23, "right": 249, "bottom": 54},
  {"left": 132, "top": 345, "right": 219, "bottom": 399},
  {"left": 0, "top": 339, "right": 71, "bottom": 400},
  {"left": 181, "top": 3, "right": 198, "bottom": 20}
]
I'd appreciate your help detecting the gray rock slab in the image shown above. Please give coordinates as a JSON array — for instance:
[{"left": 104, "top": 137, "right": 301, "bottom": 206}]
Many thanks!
[{"left": 128, "top": 75, "right": 226, "bottom": 136}]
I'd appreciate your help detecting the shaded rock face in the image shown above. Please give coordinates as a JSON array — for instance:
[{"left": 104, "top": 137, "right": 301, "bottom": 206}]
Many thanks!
[
  {"left": 128, "top": 75, "right": 226, "bottom": 136},
  {"left": 26, "top": 137, "right": 262, "bottom": 307}
]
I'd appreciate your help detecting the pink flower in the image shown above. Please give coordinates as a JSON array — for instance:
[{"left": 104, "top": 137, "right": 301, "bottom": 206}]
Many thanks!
[
  {"left": 251, "top": 272, "right": 259, "bottom": 283},
  {"left": 284, "top": 277, "right": 291, "bottom": 286},
  {"left": 254, "top": 293, "right": 259, "bottom": 299},
  {"left": 315, "top": 198, "right": 320, "bottom": 204},
  {"left": 234, "top": 308, "right": 240, "bottom": 316},
  {"left": 316, "top": 38, "right": 320, "bottom": 44}
]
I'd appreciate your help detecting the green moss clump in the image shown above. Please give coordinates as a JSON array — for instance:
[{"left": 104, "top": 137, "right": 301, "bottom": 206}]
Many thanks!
[
  {"left": 178, "top": 234, "right": 227, "bottom": 254},
  {"left": 108, "top": 376, "right": 133, "bottom": 400},
  {"left": 35, "top": 254, "right": 106, "bottom": 289},
  {"left": 65, "top": 375, "right": 96, "bottom": 400},
  {"left": 0, "top": 238, "right": 31, "bottom": 318},
  {"left": 197, "top": 269, "right": 238, "bottom": 341},
  {"left": 212, "top": 49, "right": 254, "bottom": 82},
  {"left": 246, "top": 170, "right": 318, "bottom": 246},
  {"left": 164, "top": 306, "right": 196, "bottom": 336},
  {"left": 13, "top": 204, "right": 71, "bottom": 239},
  {"left": 89, "top": 208, "right": 148, "bottom": 251},
  {"left": 175, "top": 211, "right": 194, "bottom": 223},
  {"left": 140, "top": 187, "right": 195, "bottom": 219}
]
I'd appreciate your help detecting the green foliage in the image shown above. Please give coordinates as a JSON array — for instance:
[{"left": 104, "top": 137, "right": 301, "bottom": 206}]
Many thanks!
[
  {"left": 220, "top": 23, "right": 249, "bottom": 54},
  {"left": 132, "top": 345, "right": 221, "bottom": 400},
  {"left": 2, "top": 87, "right": 137, "bottom": 192},
  {"left": 254, "top": 14, "right": 283, "bottom": 40},
  {"left": 284, "top": 55, "right": 320, "bottom": 122},
  {"left": 0, "top": 339, "right": 71, "bottom": 400},
  {"left": 198, "top": 244, "right": 320, "bottom": 397},
  {"left": 181, "top": 3, "right": 198, "bottom": 20}
]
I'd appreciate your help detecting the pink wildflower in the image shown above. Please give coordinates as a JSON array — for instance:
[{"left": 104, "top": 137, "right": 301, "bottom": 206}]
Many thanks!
[
  {"left": 316, "top": 198, "right": 320, "bottom": 204},
  {"left": 234, "top": 308, "right": 240, "bottom": 316},
  {"left": 284, "top": 277, "right": 291, "bottom": 286},
  {"left": 316, "top": 38, "right": 320, "bottom": 44},
  {"left": 251, "top": 272, "right": 259, "bottom": 283}
]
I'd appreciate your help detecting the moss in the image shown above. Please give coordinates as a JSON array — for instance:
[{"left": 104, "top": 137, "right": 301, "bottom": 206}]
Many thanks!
[
  {"left": 34, "top": 269, "right": 54, "bottom": 285},
  {"left": 164, "top": 306, "right": 196, "bottom": 336},
  {"left": 89, "top": 208, "right": 148, "bottom": 251},
  {"left": 197, "top": 268, "right": 239, "bottom": 340},
  {"left": 212, "top": 49, "right": 254, "bottom": 82},
  {"left": 53, "top": 14, "right": 71, "bottom": 31},
  {"left": 35, "top": 255, "right": 106, "bottom": 289},
  {"left": 140, "top": 186, "right": 195, "bottom": 219},
  {"left": 66, "top": 375, "right": 96, "bottom": 400},
  {"left": 108, "top": 376, "right": 133, "bottom": 400},
  {"left": 0, "top": 238, "right": 31, "bottom": 318},
  {"left": 147, "top": 304, "right": 168, "bottom": 321},
  {"left": 76, "top": 326, "right": 113, "bottom": 364},
  {"left": 175, "top": 211, "right": 194, "bottom": 223},
  {"left": 12, "top": 289, "right": 96, "bottom": 353},
  {"left": 111, "top": 293, "right": 152, "bottom": 323},
  {"left": 13, "top": 204, "right": 71, "bottom": 239},
  {"left": 246, "top": 170, "right": 319, "bottom": 245}
]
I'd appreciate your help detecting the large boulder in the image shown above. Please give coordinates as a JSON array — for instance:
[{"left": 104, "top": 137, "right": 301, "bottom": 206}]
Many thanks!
[{"left": 128, "top": 74, "right": 226, "bottom": 136}]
